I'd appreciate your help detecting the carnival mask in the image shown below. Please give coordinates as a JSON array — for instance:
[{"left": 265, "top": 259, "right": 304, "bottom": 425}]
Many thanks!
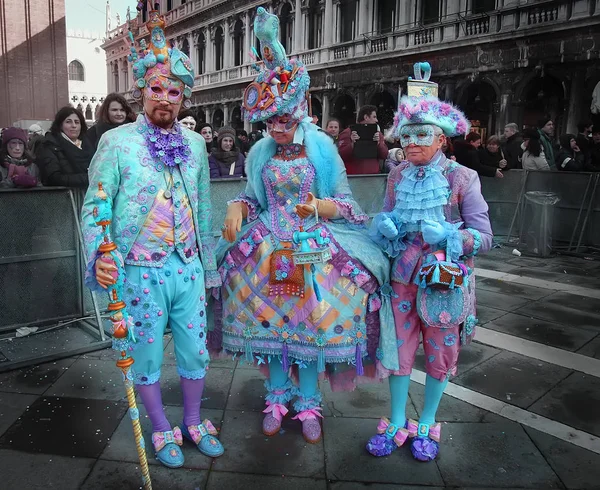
[
  {"left": 266, "top": 114, "right": 297, "bottom": 133},
  {"left": 400, "top": 124, "right": 438, "bottom": 147},
  {"left": 144, "top": 73, "right": 184, "bottom": 104}
]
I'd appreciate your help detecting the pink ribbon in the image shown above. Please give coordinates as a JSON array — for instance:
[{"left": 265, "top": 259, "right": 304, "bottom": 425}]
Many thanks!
[
  {"left": 152, "top": 426, "right": 183, "bottom": 452},
  {"left": 406, "top": 419, "right": 419, "bottom": 438},
  {"left": 292, "top": 407, "right": 323, "bottom": 422},
  {"left": 263, "top": 402, "right": 289, "bottom": 422},
  {"left": 376, "top": 417, "right": 409, "bottom": 447},
  {"left": 187, "top": 419, "right": 219, "bottom": 445},
  {"left": 407, "top": 419, "right": 441, "bottom": 442}
]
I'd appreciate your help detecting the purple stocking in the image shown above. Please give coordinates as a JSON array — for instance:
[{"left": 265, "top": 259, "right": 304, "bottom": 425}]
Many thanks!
[
  {"left": 136, "top": 382, "right": 171, "bottom": 433},
  {"left": 181, "top": 377, "right": 205, "bottom": 427}
]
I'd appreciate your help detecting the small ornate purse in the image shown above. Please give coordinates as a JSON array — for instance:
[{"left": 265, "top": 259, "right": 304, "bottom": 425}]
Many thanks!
[
  {"left": 269, "top": 248, "right": 305, "bottom": 297},
  {"left": 416, "top": 251, "right": 468, "bottom": 290}
]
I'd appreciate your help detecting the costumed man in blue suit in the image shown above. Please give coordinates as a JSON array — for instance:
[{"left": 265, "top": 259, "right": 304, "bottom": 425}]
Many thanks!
[
  {"left": 81, "top": 4, "right": 224, "bottom": 468},
  {"left": 212, "top": 7, "right": 391, "bottom": 445}
]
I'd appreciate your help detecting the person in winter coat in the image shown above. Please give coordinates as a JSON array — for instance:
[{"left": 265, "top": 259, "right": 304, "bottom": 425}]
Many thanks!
[
  {"left": 208, "top": 126, "right": 245, "bottom": 178},
  {"left": 177, "top": 109, "right": 198, "bottom": 132},
  {"left": 556, "top": 134, "right": 585, "bottom": 171},
  {"left": 502, "top": 123, "right": 523, "bottom": 169},
  {"left": 589, "top": 126, "right": 600, "bottom": 171},
  {"left": 453, "top": 132, "right": 502, "bottom": 178},
  {"left": 537, "top": 117, "right": 558, "bottom": 169},
  {"left": 384, "top": 148, "right": 405, "bottom": 172},
  {"left": 198, "top": 122, "right": 218, "bottom": 151},
  {"left": 0, "top": 127, "right": 41, "bottom": 188},
  {"left": 520, "top": 128, "right": 550, "bottom": 171},
  {"left": 83, "top": 93, "right": 136, "bottom": 158},
  {"left": 36, "top": 107, "right": 90, "bottom": 188},
  {"left": 479, "top": 135, "right": 508, "bottom": 171}
]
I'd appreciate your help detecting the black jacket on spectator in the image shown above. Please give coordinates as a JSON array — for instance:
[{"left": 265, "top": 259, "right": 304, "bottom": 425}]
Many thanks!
[
  {"left": 82, "top": 122, "right": 121, "bottom": 158},
  {"left": 36, "top": 133, "right": 90, "bottom": 188},
  {"left": 503, "top": 133, "right": 523, "bottom": 169},
  {"left": 478, "top": 147, "right": 504, "bottom": 169},
  {"left": 576, "top": 133, "right": 591, "bottom": 156},
  {"left": 589, "top": 143, "right": 600, "bottom": 171},
  {"left": 453, "top": 140, "right": 497, "bottom": 178}
]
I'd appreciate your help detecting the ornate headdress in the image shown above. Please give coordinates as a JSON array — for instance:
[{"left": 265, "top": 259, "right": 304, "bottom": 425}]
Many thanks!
[
  {"left": 127, "top": 2, "right": 195, "bottom": 108},
  {"left": 242, "top": 7, "right": 310, "bottom": 123},
  {"left": 392, "top": 62, "right": 469, "bottom": 138}
]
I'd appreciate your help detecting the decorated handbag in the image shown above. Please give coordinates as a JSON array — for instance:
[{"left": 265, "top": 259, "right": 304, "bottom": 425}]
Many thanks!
[{"left": 415, "top": 246, "right": 471, "bottom": 329}]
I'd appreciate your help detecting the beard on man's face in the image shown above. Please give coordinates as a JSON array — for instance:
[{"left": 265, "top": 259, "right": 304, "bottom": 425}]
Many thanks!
[{"left": 144, "top": 100, "right": 181, "bottom": 129}]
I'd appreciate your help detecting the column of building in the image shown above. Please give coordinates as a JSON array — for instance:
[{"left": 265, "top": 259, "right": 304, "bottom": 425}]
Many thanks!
[
  {"left": 294, "top": 0, "right": 303, "bottom": 53},
  {"left": 224, "top": 20, "right": 232, "bottom": 69}
]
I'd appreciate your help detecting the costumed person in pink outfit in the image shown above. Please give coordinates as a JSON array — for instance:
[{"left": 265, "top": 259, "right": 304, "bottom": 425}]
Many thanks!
[
  {"left": 365, "top": 62, "right": 493, "bottom": 461},
  {"left": 212, "top": 7, "right": 391, "bottom": 444},
  {"left": 81, "top": 3, "right": 224, "bottom": 469}
]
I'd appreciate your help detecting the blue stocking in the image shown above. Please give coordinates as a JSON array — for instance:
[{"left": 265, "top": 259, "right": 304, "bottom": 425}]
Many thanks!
[
  {"left": 420, "top": 374, "right": 449, "bottom": 426},
  {"left": 389, "top": 374, "right": 411, "bottom": 427},
  {"left": 268, "top": 357, "right": 290, "bottom": 387},
  {"left": 297, "top": 361, "right": 319, "bottom": 398}
]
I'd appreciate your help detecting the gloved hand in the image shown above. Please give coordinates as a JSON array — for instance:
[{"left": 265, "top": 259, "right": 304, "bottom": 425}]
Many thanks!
[
  {"left": 378, "top": 216, "right": 399, "bottom": 239},
  {"left": 421, "top": 219, "right": 447, "bottom": 245}
]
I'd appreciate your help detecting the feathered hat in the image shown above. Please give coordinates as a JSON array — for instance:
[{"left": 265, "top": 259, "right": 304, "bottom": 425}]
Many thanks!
[
  {"left": 127, "top": 1, "right": 195, "bottom": 108},
  {"left": 242, "top": 7, "right": 310, "bottom": 123},
  {"left": 392, "top": 62, "right": 469, "bottom": 138}
]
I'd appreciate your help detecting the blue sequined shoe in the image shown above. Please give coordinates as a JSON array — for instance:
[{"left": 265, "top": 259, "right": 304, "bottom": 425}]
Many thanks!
[
  {"left": 152, "top": 427, "right": 184, "bottom": 468},
  {"left": 181, "top": 419, "right": 224, "bottom": 458}
]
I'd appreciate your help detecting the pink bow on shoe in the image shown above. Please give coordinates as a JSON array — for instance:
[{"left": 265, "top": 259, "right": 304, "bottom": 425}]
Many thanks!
[
  {"left": 406, "top": 419, "right": 420, "bottom": 438},
  {"left": 292, "top": 407, "right": 324, "bottom": 422},
  {"left": 263, "top": 402, "right": 289, "bottom": 422},
  {"left": 152, "top": 427, "right": 183, "bottom": 452},
  {"left": 376, "top": 417, "right": 410, "bottom": 447},
  {"left": 408, "top": 419, "right": 441, "bottom": 442},
  {"left": 187, "top": 419, "right": 218, "bottom": 445}
]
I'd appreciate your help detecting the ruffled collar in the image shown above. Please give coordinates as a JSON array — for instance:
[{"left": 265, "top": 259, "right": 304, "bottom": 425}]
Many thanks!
[
  {"left": 138, "top": 115, "right": 191, "bottom": 171},
  {"left": 392, "top": 151, "right": 450, "bottom": 230}
]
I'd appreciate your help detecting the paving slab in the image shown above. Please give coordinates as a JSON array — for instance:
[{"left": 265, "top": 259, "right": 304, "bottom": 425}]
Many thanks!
[
  {"left": 0, "top": 396, "right": 127, "bottom": 458},
  {"left": 476, "top": 278, "right": 553, "bottom": 300},
  {"left": 415, "top": 341, "right": 502, "bottom": 377},
  {"left": 81, "top": 459, "right": 208, "bottom": 490},
  {"left": 524, "top": 426, "right": 600, "bottom": 490},
  {"left": 323, "top": 416, "right": 444, "bottom": 486},
  {"left": 484, "top": 313, "right": 597, "bottom": 351},
  {"left": 515, "top": 298, "right": 600, "bottom": 331},
  {"left": 207, "top": 471, "right": 327, "bottom": 490},
  {"left": 507, "top": 267, "right": 600, "bottom": 288},
  {"left": 541, "top": 291, "right": 600, "bottom": 317},
  {"left": 436, "top": 422, "right": 562, "bottom": 488},
  {"left": 44, "top": 358, "right": 128, "bottom": 402},
  {"left": 0, "top": 358, "right": 75, "bottom": 395},
  {"left": 475, "top": 289, "right": 533, "bottom": 312},
  {"left": 0, "top": 392, "right": 38, "bottom": 438},
  {"left": 476, "top": 305, "right": 508, "bottom": 325},
  {"left": 475, "top": 256, "right": 517, "bottom": 273},
  {"left": 453, "top": 351, "right": 572, "bottom": 409},
  {"left": 157, "top": 363, "right": 234, "bottom": 409},
  {"left": 0, "top": 449, "right": 95, "bottom": 489},
  {"left": 213, "top": 410, "right": 325, "bottom": 478},
  {"left": 409, "top": 383, "right": 503, "bottom": 423},
  {"left": 100, "top": 404, "right": 224, "bottom": 470},
  {"left": 577, "top": 336, "right": 600, "bottom": 359},
  {"left": 329, "top": 484, "right": 443, "bottom": 490},
  {"left": 226, "top": 367, "right": 267, "bottom": 412},
  {"left": 529, "top": 372, "right": 600, "bottom": 437},
  {"left": 321, "top": 378, "right": 418, "bottom": 420}
]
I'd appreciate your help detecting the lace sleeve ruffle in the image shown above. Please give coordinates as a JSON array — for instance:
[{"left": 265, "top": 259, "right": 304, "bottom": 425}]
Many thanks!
[
  {"left": 323, "top": 194, "right": 369, "bottom": 224},
  {"left": 228, "top": 193, "right": 260, "bottom": 222}
]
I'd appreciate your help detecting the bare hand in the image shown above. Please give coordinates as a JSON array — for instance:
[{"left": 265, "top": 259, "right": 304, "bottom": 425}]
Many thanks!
[
  {"left": 95, "top": 257, "right": 117, "bottom": 289},
  {"left": 499, "top": 159, "right": 507, "bottom": 169},
  {"left": 222, "top": 202, "right": 245, "bottom": 243},
  {"left": 295, "top": 191, "right": 318, "bottom": 219},
  {"left": 495, "top": 169, "right": 504, "bottom": 179},
  {"left": 350, "top": 131, "right": 360, "bottom": 143},
  {"left": 373, "top": 132, "right": 381, "bottom": 142},
  {"left": 573, "top": 145, "right": 581, "bottom": 153}
]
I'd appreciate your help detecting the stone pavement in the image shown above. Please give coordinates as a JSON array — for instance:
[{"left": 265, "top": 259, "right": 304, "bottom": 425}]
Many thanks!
[{"left": 2, "top": 247, "right": 600, "bottom": 489}]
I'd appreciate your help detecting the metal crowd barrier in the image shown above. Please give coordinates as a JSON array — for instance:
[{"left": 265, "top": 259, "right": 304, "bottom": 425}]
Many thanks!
[{"left": 1, "top": 171, "right": 598, "bottom": 370}]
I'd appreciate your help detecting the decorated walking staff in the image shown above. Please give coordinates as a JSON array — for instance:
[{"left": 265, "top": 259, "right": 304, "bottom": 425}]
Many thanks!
[{"left": 93, "top": 182, "right": 153, "bottom": 490}]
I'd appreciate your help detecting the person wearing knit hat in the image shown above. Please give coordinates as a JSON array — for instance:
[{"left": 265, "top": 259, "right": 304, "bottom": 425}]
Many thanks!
[
  {"left": 537, "top": 116, "right": 557, "bottom": 169},
  {"left": 1, "top": 127, "right": 40, "bottom": 188},
  {"left": 28, "top": 124, "right": 43, "bottom": 136},
  {"left": 366, "top": 62, "right": 493, "bottom": 462},
  {"left": 215, "top": 7, "right": 391, "bottom": 445},
  {"left": 80, "top": 2, "right": 223, "bottom": 469},
  {"left": 208, "top": 126, "right": 245, "bottom": 178}
]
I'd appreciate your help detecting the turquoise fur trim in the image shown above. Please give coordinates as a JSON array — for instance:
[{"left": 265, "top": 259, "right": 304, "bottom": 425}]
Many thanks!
[
  {"left": 293, "top": 390, "right": 322, "bottom": 412},
  {"left": 247, "top": 126, "right": 337, "bottom": 209},
  {"left": 465, "top": 228, "right": 482, "bottom": 257},
  {"left": 264, "top": 379, "right": 295, "bottom": 404}
]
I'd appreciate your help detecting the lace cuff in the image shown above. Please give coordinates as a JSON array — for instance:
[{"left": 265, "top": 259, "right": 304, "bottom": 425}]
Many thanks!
[
  {"left": 205, "top": 269, "right": 222, "bottom": 289},
  {"left": 461, "top": 228, "right": 482, "bottom": 257},
  {"left": 228, "top": 193, "right": 260, "bottom": 221},
  {"left": 323, "top": 195, "right": 369, "bottom": 224}
]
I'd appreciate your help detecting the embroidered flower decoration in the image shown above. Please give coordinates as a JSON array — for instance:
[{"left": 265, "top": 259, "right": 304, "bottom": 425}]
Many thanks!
[
  {"left": 398, "top": 301, "right": 412, "bottom": 313},
  {"left": 439, "top": 311, "right": 452, "bottom": 324},
  {"left": 443, "top": 334, "right": 458, "bottom": 346}
]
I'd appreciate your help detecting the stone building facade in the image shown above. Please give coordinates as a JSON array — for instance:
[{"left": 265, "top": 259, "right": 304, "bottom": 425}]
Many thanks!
[
  {"left": 0, "top": 0, "right": 68, "bottom": 127},
  {"left": 102, "top": 0, "right": 600, "bottom": 136}
]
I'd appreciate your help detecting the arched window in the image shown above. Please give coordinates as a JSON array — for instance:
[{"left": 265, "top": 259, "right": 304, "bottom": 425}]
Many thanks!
[
  {"left": 214, "top": 26, "right": 224, "bottom": 71},
  {"left": 280, "top": 3, "right": 293, "bottom": 52},
  {"left": 233, "top": 20, "right": 244, "bottom": 67},
  {"left": 197, "top": 31, "right": 206, "bottom": 75},
  {"left": 68, "top": 60, "right": 85, "bottom": 81},
  {"left": 307, "top": 0, "right": 322, "bottom": 50},
  {"left": 339, "top": 0, "right": 357, "bottom": 43},
  {"left": 181, "top": 37, "right": 190, "bottom": 57}
]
